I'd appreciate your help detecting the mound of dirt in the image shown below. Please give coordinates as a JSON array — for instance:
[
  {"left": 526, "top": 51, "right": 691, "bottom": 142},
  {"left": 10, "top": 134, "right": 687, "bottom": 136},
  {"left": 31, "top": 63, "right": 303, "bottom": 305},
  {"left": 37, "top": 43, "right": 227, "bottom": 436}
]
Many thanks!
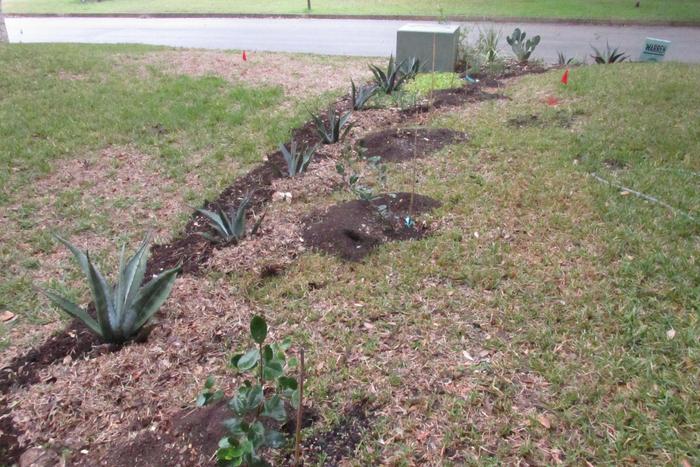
[
  {"left": 358, "top": 128, "right": 467, "bottom": 163},
  {"left": 302, "top": 193, "right": 441, "bottom": 261},
  {"left": 431, "top": 85, "right": 507, "bottom": 108}
]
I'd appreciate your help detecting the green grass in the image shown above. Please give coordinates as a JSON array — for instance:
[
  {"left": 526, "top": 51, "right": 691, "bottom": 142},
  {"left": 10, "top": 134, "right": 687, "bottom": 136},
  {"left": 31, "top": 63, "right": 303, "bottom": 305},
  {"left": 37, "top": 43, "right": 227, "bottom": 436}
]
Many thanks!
[
  {"left": 0, "top": 43, "right": 343, "bottom": 344},
  {"left": 4, "top": 0, "right": 700, "bottom": 23},
  {"left": 241, "top": 63, "right": 699, "bottom": 463},
  {"left": 1, "top": 43, "right": 699, "bottom": 463}
]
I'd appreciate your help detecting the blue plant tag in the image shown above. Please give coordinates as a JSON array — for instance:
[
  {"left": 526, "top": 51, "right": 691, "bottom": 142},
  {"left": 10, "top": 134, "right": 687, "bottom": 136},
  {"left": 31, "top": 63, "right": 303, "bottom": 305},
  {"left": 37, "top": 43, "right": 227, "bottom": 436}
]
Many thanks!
[
  {"left": 464, "top": 75, "right": 478, "bottom": 84},
  {"left": 404, "top": 216, "right": 415, "bottom": 228}
]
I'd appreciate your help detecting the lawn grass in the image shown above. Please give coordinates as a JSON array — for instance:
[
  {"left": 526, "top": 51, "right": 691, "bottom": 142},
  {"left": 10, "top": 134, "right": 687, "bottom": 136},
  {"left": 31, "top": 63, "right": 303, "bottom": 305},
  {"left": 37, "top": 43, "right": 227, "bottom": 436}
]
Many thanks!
[
  {"left": 242, "top": 63, "right": 699, "bottom": 463},
  {"left": 1, "top": 43, "right": 698, "bottom": 463},
  {"left": 0, "top": 43, "right": 362, "bottom": 348},
  {"left": 4, "top": 0, "right": 700, "bottom": 23}
]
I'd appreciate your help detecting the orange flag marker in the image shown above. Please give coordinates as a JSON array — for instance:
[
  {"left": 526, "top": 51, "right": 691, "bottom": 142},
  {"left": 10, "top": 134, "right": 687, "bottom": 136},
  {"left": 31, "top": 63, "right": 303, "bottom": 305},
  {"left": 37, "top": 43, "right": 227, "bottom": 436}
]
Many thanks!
[
  {"left": 242, "top": 51, "right": 248, "bottom": 61},
  {"left": 561, "top": 68, "right": 569, "bottom": 85}
]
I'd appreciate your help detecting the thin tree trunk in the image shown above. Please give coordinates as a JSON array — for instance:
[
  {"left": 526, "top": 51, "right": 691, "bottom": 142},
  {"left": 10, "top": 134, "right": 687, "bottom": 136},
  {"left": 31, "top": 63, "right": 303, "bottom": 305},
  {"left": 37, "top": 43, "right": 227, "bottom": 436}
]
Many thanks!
[{"left": 0, "top": 0, "right": 9, "bottom": 43}]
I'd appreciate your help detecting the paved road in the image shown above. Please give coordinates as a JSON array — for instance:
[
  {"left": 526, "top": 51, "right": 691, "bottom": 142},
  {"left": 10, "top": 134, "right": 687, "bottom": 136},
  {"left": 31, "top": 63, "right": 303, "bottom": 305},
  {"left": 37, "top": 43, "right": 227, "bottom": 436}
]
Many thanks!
[{"left": 5, "top": 16, "right": 700, "bottom": 63}]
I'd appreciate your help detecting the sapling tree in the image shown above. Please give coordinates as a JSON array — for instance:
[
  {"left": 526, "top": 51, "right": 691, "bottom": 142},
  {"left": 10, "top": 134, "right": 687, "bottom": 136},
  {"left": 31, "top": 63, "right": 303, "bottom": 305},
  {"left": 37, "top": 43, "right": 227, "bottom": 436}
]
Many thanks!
[{"left": 215, "top": 315, "right": 301, "bottom": 466}]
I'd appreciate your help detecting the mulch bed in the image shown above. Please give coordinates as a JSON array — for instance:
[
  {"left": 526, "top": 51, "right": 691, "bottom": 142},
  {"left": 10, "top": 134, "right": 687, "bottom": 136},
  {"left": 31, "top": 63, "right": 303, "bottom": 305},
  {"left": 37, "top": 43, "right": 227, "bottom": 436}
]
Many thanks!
[
  {"left": 358, "top": 128, "right": 468, "bottom": 163},
  {"left": 74, "top": 400, "right": 320, "bottom": 467},
  {"left": 2, "top": 66, "right": 545, "bottom": 464},
  {"left": 302, "top": 193, "right": 441, "bottom": 261}
]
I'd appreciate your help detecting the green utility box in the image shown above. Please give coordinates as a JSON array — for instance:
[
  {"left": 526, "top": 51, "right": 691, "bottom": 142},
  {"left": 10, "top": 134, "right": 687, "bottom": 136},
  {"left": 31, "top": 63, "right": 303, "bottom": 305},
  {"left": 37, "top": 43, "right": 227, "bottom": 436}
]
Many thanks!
[{"left": 396, "top": 24, "right": 461, "bottom": 72}]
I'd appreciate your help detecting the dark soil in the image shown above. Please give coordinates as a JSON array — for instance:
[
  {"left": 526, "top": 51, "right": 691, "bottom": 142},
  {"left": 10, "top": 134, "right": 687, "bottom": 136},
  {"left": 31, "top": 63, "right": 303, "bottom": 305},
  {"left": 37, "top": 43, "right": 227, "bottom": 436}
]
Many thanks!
[
  {"left": 302, "top": 192, "right": 441, "bottom": 261},
  {"left": 0, "top": 321, "right": 102, "bottom": 393},
  {"left": 75, "top": 400, "right": 319, "bottom": 467},
  {"left": 304, "top": 399, "right": 372, "bottom": 465},
  {"left": 358, "top": 128, "right": 467, "bottom": 163},
  {"left": 431, "top": 85, "right": 507, "bottom": 109}
]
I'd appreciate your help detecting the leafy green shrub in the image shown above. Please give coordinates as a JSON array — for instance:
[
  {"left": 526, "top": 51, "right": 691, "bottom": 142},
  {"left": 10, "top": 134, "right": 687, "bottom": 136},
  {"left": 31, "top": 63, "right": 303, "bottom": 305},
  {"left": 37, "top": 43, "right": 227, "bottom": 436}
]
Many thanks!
[
  {"left": 310, "top": 104, "right": 353, "bottom": 144},
  {"left": 506, "top": 28, "right": 541, "bottom": 63},
  {"left": 195, "top": 194, "right": 264, "bottom": 244},
  {"left": 369, "top": 55, "right": 420, "bottom": 95},
  {"left": 216, "top": 315, "right": 301, "bottom": 466},
  {"left": 279, "top": 140, "right": 316, "bottom": 177},
  {"left": 351, "top": 79, "right": 378, "bottom": 110},
  {"left": 40, "top": 234, "right": 180, "bottom": 345},
  {"left": 591, "top": 43, "right": 628, "bottom": 64}
]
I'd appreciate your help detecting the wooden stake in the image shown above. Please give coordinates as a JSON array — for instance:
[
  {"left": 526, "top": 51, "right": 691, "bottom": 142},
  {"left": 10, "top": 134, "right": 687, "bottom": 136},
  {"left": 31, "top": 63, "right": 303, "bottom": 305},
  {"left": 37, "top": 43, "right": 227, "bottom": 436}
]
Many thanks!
[{"left": 294, "top": 348, "right": 305, "bottom": 466}]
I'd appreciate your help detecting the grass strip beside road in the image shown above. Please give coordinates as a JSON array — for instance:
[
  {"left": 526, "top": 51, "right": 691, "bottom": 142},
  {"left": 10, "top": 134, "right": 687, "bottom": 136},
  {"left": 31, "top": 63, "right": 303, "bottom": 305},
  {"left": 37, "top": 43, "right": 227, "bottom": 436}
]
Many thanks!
[{"left": 4, "top": 0, "right": 700, "bottom": 24}]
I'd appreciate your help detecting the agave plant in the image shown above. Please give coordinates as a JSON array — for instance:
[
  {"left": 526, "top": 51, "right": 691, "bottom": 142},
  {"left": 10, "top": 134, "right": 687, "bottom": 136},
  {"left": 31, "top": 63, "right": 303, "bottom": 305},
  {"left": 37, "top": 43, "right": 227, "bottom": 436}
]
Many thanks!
[
  {"left": 506, "top": 28, "right": 541, "bottom": 63},
  {"left": 40, "top": 234, "right": 180, "bottom": 345},
  {"left": 556, "top": 51, "right": 577, "bottom": 66},
  {"left": 351, "top": 79, "right": 378, "bottom": 111},
  {"left": 399, "top": 56, "right": 421, "bottom": 77},
  {"left": 279, "top": 140, "right": 316, "bottom": 176},
  {"left": 591, "top": 43, "right": 628, "bottom": 64},
  {"left": 369, "top": 55, "right": 419, "bottom": 95},
  {"left": 310, "top": 104, "right": 353, "bottom": 144},
  {"left": 195, "top": 194, "right": 263, "bottom": 243}
]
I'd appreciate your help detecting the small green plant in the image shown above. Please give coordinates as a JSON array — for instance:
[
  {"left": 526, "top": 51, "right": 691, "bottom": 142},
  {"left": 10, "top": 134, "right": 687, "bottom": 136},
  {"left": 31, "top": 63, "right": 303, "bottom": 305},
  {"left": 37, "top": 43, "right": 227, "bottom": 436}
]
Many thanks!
[
  {"left": 556, "top": 51, "right": 578, "bottom": 65},
  {"left": 591, "top": 43, "right": 628, "bottom": 64},
  {"left": 457, "top": 27, "right": 506, "bottom": 76},
  {"left": 216, "top": 315, "right": 301, "bottom": 466},
  {"left": 195, "top": 194, "right": 263, "bottom": 244},
  {"left": 369, "top": 55, "right": 420, "bottom": 95},
  {"left": 335, "top": 146, "right": 387, "bottom": 202},
  {"left": 478, "top": 27, "right": 501, "bottom": 64},
  {"left": 310, "top": 104, "right": 353, "bottom": 144},
  {"left": 40, "top": 234, "right": 180, "bottom": 345},
  {"left": 197, "top": 376, "right": 224, "bottom": 407},
  {"left": 279, "top": 140, "right": 316, "bottom": 177},
  {"left": 506, "top": 28, "right": 541, "bottom": 63},
  {"left": 351, "top": 79, "right": 378, "bottom": 110}
]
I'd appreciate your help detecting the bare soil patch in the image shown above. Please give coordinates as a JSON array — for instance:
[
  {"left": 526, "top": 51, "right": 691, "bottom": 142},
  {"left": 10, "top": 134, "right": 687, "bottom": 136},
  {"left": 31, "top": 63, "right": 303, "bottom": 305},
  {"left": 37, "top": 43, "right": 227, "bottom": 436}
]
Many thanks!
[
  {"left": 127, "top": 50, "right": 371, "bottom": 99},
  {"left": 358, "top": 128, "right": 468, "bottom": 163},
  {"left": 304, "top": 399, "right": 372, "bottom": 464},
  {"left": 302, "top": 193, "right": 441, "bottom": 261}
]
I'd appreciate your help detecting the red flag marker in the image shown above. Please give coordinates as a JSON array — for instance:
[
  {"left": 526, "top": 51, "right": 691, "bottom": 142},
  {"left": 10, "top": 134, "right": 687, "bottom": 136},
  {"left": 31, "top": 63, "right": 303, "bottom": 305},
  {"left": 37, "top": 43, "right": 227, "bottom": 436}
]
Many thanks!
[
  {"left": 561, "top": 68, "right": 569, "bottom": 85},
  {"left": 242, "top": 51, "right": 247, "bottom": 61}
]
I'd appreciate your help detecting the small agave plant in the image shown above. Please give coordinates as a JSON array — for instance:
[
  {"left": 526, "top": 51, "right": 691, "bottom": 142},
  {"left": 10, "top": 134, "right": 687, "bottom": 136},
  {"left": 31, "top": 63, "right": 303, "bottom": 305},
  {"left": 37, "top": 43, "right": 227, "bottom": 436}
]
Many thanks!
[
  {"left": 195, "top": 194, "right": 264, "bottom": 244},
  {"left": 41, "top": 234, "right": 180, "bottom": 345},
  {"left": 279, "top": 140, "right": 316, "bottom": 177}
]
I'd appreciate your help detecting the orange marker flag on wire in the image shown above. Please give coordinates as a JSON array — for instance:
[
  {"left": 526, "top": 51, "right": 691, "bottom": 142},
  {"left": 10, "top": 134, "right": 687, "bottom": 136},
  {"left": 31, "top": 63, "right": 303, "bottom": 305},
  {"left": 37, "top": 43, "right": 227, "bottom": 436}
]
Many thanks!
[
  {"left": 242, "top": 51, "right": 248, "bottom": 61},
  {"left": 561, "top": 68, "right": 569, "bottom": 85}
]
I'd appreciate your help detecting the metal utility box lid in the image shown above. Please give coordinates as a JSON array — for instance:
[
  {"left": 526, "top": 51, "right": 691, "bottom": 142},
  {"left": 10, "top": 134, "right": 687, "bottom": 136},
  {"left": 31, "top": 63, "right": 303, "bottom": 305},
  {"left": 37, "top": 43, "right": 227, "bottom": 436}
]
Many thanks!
[{"left": 396, "top": 23, "right": 461, "bottom": 72}]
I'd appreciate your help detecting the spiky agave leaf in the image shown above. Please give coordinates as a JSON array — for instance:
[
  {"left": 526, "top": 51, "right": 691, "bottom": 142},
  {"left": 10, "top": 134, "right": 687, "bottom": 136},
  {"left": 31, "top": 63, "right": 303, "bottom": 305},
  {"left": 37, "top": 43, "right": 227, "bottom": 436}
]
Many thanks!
[
  {"left": 279, "top": 141, "right": 299, "bottom": 176},
  {"left": 42, "top": 234, "right": 180, "bottom": 344},
  {"left": 130, "top": 264, "right": 180, "bottom": 332},
  {"left": 196, "top": 206, "right": 231, "bottom": 239},
  {"left": 40, "top": 287, "right": 103, "bottom": 338}
]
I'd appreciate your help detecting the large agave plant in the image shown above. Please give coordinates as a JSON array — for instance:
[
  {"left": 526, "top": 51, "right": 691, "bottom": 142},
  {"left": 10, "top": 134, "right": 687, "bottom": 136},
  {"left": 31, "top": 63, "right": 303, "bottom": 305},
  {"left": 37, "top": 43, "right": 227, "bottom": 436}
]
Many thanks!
[
  {"left": 41, "top": 235, "right": 180, "bottom": 344},
  {"left": 310, "top": 104, "right": 353, "bottom": 144},
  {"left": 195, "top": 194, "right": 263, "bottom": 243},
  {"left": 369, "top": 55, "right": 419, "bottom": 95},
  {"left": 279, "top": 140, "right": 316, "bottom": 176}
]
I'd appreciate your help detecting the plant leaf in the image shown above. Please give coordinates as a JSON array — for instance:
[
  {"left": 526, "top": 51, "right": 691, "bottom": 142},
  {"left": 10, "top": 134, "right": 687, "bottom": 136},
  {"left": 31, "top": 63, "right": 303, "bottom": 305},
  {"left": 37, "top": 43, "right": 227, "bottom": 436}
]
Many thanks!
[
  {"left": 250, "top": 315, "right": 267, "bottom": 344},
  {"left": 237, "top": 348, "right": 260, "bottom": 371},
  {"left": 40, "top": 288, "right": 102, "bottom": 338},
  {"left": 131, "top": 265, "right": 180, "bottom": 332}
]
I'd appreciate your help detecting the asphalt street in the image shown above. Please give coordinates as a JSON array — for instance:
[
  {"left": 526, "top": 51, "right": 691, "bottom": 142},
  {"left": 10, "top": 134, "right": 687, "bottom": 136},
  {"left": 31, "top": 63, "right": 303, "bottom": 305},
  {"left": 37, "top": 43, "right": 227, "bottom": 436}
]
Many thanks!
[{"left": 5, "top": 16, "right": 700, "bottom": 63}]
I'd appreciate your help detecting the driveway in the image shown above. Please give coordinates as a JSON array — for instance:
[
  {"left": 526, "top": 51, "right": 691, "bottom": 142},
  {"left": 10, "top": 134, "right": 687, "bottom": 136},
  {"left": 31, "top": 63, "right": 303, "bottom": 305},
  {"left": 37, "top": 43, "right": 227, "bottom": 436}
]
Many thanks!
[{"left": 5, "top": 16, "right": 700, "bottom": 63}]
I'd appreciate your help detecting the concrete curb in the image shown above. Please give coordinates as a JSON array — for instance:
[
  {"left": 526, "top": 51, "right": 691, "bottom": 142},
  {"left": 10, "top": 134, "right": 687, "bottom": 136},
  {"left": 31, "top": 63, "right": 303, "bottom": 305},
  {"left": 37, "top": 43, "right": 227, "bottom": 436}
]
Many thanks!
[{"left": 5, "top": 12, "right": 700, "bottom": 27}]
